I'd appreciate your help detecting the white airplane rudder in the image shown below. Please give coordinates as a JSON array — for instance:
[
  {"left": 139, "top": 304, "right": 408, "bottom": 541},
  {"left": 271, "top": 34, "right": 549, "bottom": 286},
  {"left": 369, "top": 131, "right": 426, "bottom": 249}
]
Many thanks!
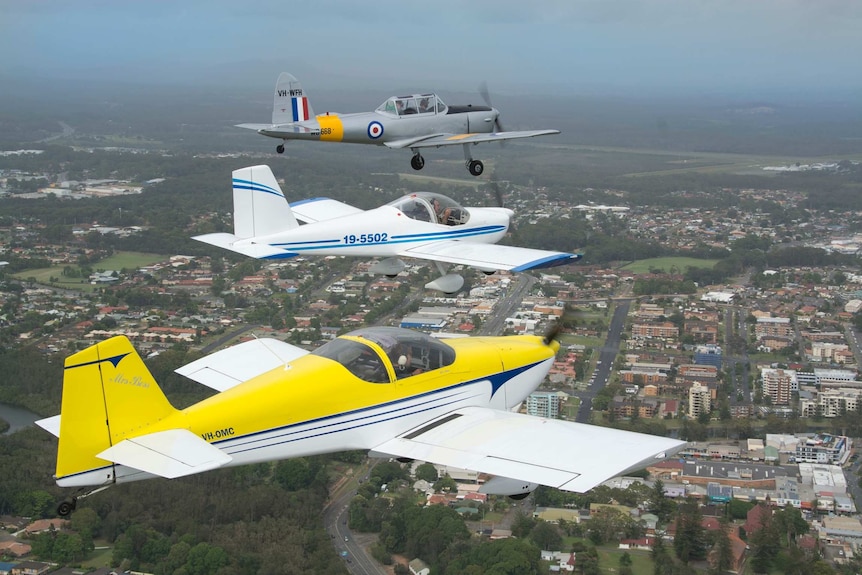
[
  {"left": 272, "top": 72, "right": 314, "bottom": 125},
  {"left": 232, "top": 165, "right": 298, "bottom": 238}
]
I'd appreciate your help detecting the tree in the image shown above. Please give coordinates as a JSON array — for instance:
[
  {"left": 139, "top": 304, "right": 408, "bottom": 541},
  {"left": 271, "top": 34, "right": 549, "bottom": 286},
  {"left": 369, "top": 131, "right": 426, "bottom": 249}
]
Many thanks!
[
  {"left": 748, "top": 504, "right": 780, "bottom": 574},
  {"left": 648, "top": 479, "right": 676, "bottom": 522},
  {"left": 511, "top": 511, "right": 536, "bottom": 538},
  {"left": 415, "top": 462, "right": 439, "bottom": 482},
  {"left": 709, "top": 517, "right": 733, "bottom": 575},
  {"left": 674, "top": 499, "right": 706, "bottom": 563},
  {"left": 530, "top": 520, "right": 562, "bottom": 551},
  {"left": 433, "top": 474, "right": 458, "bottom": 493}
]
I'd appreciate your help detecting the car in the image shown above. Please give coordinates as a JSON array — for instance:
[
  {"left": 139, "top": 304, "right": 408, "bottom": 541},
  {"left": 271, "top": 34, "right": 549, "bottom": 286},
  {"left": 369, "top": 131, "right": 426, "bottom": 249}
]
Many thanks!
[{"left": 344, "top": 536, "right": 349, "bottom": 542}]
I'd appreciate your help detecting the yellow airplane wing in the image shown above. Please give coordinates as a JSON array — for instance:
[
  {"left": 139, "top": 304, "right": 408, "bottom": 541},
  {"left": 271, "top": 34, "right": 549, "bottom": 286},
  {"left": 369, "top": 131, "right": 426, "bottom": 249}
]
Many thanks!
[{"left": 370, "top": 406, "right": 684, "bottom": 493}]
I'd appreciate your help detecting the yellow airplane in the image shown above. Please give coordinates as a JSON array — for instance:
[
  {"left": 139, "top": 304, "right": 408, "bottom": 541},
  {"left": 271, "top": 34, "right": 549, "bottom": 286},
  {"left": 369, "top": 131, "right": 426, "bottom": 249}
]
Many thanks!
[{"left": 38, "top": 326, "right": 684, "bottom": 515}]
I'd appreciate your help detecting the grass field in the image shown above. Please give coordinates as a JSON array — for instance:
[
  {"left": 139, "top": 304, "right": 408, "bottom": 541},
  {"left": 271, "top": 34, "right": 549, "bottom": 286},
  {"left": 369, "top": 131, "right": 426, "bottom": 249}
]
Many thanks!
[
  {"left": 597, "top": 546, "right": 654, "bottom": 575},
  {"left": 621, "top": 257, "right": 718, "bottom": 275},
  {"left": 12, "top": 251, "right": 167, "bottom": 291},
  {"left": 81, "top": 544, "right": 113, "bottom": 569},
  {"left": 397, "top": 172, "right": 488, "bottom": 190}
]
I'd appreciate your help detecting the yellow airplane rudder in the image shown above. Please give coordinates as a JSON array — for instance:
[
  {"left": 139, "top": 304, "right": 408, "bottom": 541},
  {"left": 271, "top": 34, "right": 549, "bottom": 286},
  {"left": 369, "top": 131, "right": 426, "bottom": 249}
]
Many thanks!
[{"left": 56, "top": 336, "right": 177, "bottom": 481}]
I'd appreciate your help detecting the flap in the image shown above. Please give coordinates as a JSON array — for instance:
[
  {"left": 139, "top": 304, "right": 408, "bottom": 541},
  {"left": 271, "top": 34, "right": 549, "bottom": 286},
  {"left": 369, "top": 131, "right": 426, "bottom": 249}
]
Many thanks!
[
  {"left": 98, "top": 428, "right": 232, "bottom": 479},
  {"left": 176, "top": 338, "right": 308, "bottom": 392},
  {"left": 401, "top": 240, "right": 580, "bottom": 271},
  {"left": 385, "top": 130, "right": 560, "bottom": 149},
  {"left": 288, "top": 197, "right": 364, "bottom": 224},
  {"left": 371, "top": 407, "right": 685, "bottom": 493}
]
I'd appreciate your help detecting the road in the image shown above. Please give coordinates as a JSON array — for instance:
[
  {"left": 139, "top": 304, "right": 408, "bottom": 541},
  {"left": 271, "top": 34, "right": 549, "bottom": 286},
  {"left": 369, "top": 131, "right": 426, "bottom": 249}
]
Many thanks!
[
  {"left": 323, "top": 463, "right": 388, "bottom": 575},
  {"left": 724, "top": 306, "right": 752, "bottom": 408},
  {"left": 478, "top": 274, "right": 536, "bottom": 336},
  {"left": 573, "top": 299, "right": 632, "bottom": 423},
  {"left": 35, "top": 121, "right": 74, "bottom": 143}
]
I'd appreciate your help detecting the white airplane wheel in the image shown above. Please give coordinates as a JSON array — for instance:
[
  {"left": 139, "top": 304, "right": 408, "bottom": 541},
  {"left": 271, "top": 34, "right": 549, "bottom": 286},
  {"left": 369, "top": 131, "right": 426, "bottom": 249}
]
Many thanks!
[{"left": 468, "top": 160, "right": 484, "bottom": 176}]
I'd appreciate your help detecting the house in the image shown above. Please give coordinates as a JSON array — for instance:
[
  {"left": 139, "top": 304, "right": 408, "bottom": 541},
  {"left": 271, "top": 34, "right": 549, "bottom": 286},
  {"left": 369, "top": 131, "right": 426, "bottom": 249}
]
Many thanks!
[
  {"left": 23, "top": 518, "right": 69, "bottom": 535},
  {"left": 541, "top": 550, "right": 576, "bottom": 572},
  {"left": 618, "top": 537, "right": 654, "bottom": 550},
  {"left": 743, "top": 504, "right": 772, "bottom": 536},
  {"left": 0, "top": 541, "right": 30, "bottom": 558},
  {"left": 408, "top": 558, "right": 430, "bottom": 575},
  {"left": 10, "top": 561, "right": 52, "bottom": 575}
]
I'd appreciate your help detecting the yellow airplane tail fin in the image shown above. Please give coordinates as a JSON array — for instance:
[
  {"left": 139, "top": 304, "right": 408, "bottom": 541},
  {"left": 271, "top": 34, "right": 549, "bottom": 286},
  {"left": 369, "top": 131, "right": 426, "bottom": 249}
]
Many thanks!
[{"left": 56, "top": 336, "right": 178, "bottom": 482}]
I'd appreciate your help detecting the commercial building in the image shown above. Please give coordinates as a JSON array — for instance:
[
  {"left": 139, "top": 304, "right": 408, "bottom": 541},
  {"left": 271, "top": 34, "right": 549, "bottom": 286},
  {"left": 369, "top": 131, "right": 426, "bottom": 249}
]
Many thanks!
[
  {"left": 795, "top": 434, "right": 851, "bottom": 465},
  {"left": 694, "top": 344, "right": 723, "bottom": 369},
  {"left": 689, "top": 382, "right": 711, "bottom": 419},
  {"left": 761, "top": 368, "right": 796, "bottom": 405},
  {"left": 526, "top": 391, "right": 561, "bottom": 419}
]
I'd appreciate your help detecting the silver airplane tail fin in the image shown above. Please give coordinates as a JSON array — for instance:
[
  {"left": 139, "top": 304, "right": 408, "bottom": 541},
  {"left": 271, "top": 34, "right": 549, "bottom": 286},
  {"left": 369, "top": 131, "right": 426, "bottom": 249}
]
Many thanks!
[{"left": 272, "top": 72, "right": 314, "bottom": 125}]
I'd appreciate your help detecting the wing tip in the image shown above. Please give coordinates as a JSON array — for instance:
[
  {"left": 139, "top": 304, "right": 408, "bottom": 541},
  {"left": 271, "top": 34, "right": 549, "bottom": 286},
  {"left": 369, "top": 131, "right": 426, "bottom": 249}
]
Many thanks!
[{"left": 511, "top": 253, "right": 582, "bottom": 272}]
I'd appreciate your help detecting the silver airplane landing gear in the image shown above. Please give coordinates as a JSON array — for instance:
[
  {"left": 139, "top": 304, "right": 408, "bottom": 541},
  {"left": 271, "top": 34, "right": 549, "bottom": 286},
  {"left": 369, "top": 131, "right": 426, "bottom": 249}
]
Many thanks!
[
  {"left": 462, "top": 143, "right": 484, "bottom": 176},
  {"left": 410, "top": 152, "right": 425, "bottom": 171}
]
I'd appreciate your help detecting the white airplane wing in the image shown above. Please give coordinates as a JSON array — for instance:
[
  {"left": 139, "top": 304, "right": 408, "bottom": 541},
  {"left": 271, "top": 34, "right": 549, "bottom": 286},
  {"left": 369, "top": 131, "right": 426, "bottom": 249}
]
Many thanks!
[
  {"left": 400, "top": 240, "right": 580, "bottom": 271},
  {"left": 370, "top": 407, "right": 685, "bottom": 493},
  {"left": 288, "top": 197, "right": 364, "bottom": 224},
  {"left": 176, "top": 338, "right": 309, "bottom": 392},
  {"left": 384, "top": 130, "right": 560, "bottom": 150},
  {"left": 98, "top": 429, "right": 232, "bottom": 479}
]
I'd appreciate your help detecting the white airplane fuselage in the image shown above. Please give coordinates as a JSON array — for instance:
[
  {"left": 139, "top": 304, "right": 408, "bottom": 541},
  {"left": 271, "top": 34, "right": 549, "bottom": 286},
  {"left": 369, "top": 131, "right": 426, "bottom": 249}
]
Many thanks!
[{"left": 234, "top": 205, "right": 511, "bottom": 260}]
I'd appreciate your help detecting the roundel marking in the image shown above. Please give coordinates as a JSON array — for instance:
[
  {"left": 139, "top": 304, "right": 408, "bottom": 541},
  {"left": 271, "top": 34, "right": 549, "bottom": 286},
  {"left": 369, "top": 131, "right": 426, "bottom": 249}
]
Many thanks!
[{"left": 367, "top": 121, "right": 384, "bottom": 140}]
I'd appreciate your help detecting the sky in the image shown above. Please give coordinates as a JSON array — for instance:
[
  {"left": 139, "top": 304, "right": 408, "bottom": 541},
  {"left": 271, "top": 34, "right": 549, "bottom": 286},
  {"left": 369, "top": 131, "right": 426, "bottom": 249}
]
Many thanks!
[{"left": 2, "top": 0, "right": 861, "bottom": 100}]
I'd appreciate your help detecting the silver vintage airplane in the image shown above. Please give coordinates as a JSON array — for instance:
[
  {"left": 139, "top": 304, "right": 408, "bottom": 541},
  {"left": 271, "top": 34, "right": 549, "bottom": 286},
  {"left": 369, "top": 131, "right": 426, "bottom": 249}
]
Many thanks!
[{"left": 238, "top": 73, "right": 560, "bottom": 176}]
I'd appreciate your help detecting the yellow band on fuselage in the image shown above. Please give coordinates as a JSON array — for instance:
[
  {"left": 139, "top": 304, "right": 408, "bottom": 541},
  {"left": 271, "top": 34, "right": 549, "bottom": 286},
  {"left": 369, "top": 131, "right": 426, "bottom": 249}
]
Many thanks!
[{"left": 316, "top": 114, "right": 343, "bottom": 142}]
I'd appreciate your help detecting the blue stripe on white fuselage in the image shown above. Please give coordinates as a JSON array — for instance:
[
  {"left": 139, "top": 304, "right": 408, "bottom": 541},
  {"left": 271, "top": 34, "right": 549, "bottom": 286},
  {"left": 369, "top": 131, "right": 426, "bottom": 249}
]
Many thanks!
[{"left": 267, "top": 225, "right": 506, "bottom": 253}]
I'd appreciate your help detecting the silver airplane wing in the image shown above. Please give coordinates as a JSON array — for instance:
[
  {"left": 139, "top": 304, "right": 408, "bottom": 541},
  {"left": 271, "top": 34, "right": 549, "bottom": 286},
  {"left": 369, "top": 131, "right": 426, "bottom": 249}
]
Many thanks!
[{"left": 384, "top": 130, "right": 560, "bottom": 150}]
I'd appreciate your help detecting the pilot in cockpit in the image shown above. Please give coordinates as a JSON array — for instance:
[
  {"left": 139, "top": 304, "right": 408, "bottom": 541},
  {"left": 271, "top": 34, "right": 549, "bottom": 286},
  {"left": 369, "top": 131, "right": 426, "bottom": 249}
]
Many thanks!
[{"left": 419, "top": 97, "right": 434, "bottom": 114}]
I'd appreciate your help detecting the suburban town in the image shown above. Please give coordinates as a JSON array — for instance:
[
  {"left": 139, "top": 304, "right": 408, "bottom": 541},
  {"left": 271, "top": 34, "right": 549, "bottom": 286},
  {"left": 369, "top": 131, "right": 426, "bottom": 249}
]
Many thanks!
[{"left": 2, "top": 151, "right": 862, "bottom": 575}]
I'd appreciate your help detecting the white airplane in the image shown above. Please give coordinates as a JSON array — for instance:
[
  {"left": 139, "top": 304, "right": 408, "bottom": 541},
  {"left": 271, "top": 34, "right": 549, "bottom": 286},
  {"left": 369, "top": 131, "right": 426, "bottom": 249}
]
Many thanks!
[
  {"left": 38, "top": 325, "right": 684, "bottom": 515},
  {"left": 193, "top": 165, "right": 581, "bottom": 293},
  {"left": 238, "top": 72, "right": 560, "bottom": 176}
]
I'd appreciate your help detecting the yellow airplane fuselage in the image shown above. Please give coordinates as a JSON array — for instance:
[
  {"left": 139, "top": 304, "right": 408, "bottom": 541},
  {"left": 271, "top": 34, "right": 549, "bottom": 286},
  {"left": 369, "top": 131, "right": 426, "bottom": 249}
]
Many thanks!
[{"left": 54, "top": 333, "right": 557, "bottom": 487}]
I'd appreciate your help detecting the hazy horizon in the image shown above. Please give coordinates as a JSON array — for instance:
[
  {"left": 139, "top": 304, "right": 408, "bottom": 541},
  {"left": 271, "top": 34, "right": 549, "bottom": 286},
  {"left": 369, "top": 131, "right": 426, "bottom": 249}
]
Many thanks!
[{"left": 2, "top": 0, "right": 861, "bottom": 102}]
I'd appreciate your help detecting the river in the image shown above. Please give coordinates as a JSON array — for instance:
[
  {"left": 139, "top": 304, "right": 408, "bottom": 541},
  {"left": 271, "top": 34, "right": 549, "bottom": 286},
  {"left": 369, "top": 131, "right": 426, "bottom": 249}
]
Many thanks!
[{"left": 0, "top": 402, "right": 41, "bottom": 435}]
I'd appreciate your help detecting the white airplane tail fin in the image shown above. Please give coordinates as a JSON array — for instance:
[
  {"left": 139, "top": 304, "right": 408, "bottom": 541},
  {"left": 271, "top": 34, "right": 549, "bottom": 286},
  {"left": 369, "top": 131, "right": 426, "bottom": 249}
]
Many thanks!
[
  {"left": 232, "top": 165, "right": 298, "bottom": 238},
  {"left": 272, "top": 72, "right": 314, "bottom": 125}
]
